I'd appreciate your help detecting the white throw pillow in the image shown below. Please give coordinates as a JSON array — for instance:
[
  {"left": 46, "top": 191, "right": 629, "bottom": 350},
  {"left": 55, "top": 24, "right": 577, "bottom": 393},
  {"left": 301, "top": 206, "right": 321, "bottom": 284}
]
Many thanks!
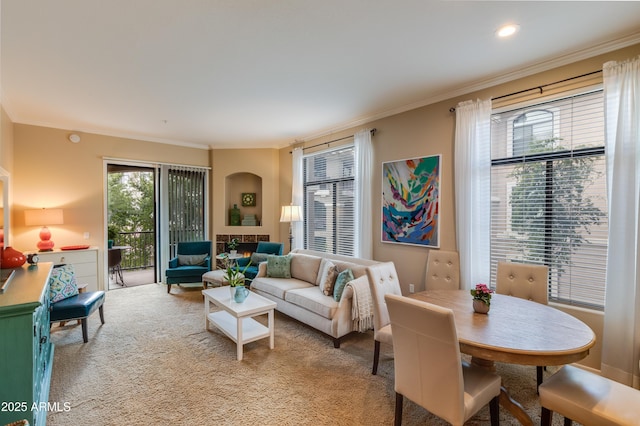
[{"left": 317, "top": 259, "right": 338, "bottom": 296}]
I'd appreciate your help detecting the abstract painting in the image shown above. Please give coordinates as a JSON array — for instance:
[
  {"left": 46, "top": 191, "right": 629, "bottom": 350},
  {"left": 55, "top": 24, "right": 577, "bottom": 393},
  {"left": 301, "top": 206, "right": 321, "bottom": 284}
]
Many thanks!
[{"left": 382, "top": 155, "right": 440, "bottom": 247}]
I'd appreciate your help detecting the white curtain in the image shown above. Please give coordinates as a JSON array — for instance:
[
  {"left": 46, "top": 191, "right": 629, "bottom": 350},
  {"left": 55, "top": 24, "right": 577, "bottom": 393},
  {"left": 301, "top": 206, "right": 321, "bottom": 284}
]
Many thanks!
[
  {"left": 291, "top": 147, "right": 304, "bottom": 250},
  {"left": 454, "top": 99, "right": 492, "bottom": 290},
  {"left": 354, "top": 129, "right": 373, "bottom": 259},
  {"left": 601, "top": 56, "right": 640, "bottom": 387}
]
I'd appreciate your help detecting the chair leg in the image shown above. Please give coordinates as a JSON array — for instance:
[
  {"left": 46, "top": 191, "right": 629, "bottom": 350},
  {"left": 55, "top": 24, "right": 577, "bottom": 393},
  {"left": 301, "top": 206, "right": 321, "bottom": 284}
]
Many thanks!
[
  {"left": 372, "top": 340, "right": 381, "bottom": 375},
  {"left": 99, "top": 305, "right": 105, "bottom": 324},
  {"left": 394, "top": 392, "right": 403, "bottom": 426},
  {"left": 81, "top": 318, "right": 88, "bottom": 343},
  {"left": 537, "top": 366, "right": 544, "bottom": 392},
  {"left": 489, "top": 395, "right": 499, "bottom": 426},
  {"left": 541, "top": 407, "right": 552, "bottom": 426},
  {"left": 333, "top": 337, "right": 341, "bottom": 348},
  {"left": 564, "top": 418, "right": 573, "bottom": 426},
  {"left": 167, "top": 284, "right": 171, "bottom": 293}
]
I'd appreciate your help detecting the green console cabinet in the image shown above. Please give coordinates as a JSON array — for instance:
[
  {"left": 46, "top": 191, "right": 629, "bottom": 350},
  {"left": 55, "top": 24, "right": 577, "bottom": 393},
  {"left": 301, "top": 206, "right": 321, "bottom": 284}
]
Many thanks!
[{"left": 0, "top": 263, "right": 54, "bottom": 426}]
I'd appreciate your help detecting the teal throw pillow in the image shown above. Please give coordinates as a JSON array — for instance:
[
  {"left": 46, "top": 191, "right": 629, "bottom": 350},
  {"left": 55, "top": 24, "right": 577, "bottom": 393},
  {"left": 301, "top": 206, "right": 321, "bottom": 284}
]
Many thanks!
[
  {"left": 49, "top": 264, "right": 79, "bottom": 303},
  {"left": 266, "top": 255, "right": 292, "bottom": 278},
  {"left": 333, "top": 269, "right": 354, "bottom": 301}
]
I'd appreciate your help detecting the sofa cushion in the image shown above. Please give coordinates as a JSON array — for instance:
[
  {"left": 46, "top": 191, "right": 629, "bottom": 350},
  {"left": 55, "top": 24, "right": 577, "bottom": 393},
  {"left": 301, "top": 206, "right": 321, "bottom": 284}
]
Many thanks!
[
  {"left": 178, "top": 253, "right": 208, "bottom": 266},
  {"left": 285, "top": 286, "right": 338, "bottom": 319},
  {"left": 49, "top": 264, "right": 79, "bottom": 303},
  {"left": 318, "top": 260, "right": 338, "bottom": 296},
  {"left": 290, "top": 253, "right": 322, "bottom": 283},
  {"left": 333, "top": 269, "right": 354, "bottom": 301},
  {"left": 266, "top": 255, "right": 292, "bottom": 278},
  {"left": 251, "top": 277, "right": 311, "bottom": 299}
]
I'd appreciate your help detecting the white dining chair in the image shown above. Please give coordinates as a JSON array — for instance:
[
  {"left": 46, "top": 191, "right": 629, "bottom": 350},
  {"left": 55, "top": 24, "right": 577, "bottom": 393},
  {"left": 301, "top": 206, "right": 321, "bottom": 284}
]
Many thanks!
[
  {"left": 366, "top": 261, "right": 402, "bottom": 375},
  {"left": 425, "top": 249, "right": 460, "bottom": 290},
  {"left": 539, "top": 364, "right": 640, "bottom": 425},
  {"left": 496, "top": 261, "right": 549, "bottom": 390},
  {"left": 385, "top": 293, "right": 501, "bottom": 425}
]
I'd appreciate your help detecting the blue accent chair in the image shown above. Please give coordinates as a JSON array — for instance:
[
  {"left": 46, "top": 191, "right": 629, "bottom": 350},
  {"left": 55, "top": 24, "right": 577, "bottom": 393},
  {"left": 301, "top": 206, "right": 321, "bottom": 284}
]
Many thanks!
[
  {"left": 234, "top": 241, "right": 284, "bottom": 282},
  {"left": 165, "top": 241, "right": 212, "bottom": 293},
  {"left": 50, "top": 291, "right": 106, "bottom": 343}
]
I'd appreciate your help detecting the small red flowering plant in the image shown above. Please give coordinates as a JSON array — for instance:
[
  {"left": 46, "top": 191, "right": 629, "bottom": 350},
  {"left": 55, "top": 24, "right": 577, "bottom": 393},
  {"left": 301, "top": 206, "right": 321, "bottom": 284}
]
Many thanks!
[{"left": 470, "top": 283, "right": 494, "bottom": 306}]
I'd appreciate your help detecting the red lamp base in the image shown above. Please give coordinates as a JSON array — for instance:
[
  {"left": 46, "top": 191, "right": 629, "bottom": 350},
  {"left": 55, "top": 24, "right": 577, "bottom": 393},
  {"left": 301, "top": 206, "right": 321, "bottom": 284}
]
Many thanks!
[{"left": 37, "top": 226, "right": 55, "bottom": 251}]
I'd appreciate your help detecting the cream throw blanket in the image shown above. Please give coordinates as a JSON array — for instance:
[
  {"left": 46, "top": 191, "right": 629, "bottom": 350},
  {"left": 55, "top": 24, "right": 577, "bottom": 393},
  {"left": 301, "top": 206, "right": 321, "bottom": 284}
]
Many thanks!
[{"left": 347, "top": 278, "right": 374, "bottom": 332}]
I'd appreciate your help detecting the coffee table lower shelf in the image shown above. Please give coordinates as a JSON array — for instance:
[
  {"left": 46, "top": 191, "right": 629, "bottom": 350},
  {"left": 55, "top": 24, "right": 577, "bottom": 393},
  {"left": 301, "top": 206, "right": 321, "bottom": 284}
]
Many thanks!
[{"left": 207, "top": 310, "right": 270, "bottom": 345}]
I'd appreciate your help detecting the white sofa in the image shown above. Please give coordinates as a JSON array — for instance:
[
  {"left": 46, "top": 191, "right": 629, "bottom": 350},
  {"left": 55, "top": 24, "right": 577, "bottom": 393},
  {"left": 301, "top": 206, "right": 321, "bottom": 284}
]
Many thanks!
[{"left": 250, "top": 248, "right": 381, "bottom": 347}]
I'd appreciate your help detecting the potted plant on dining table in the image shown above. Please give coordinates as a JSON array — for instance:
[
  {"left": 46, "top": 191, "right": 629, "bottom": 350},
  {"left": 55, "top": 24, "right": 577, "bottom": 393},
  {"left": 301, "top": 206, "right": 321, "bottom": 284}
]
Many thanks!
[{"left": 470, "top": 283, "right": 494, "bottom": 314}]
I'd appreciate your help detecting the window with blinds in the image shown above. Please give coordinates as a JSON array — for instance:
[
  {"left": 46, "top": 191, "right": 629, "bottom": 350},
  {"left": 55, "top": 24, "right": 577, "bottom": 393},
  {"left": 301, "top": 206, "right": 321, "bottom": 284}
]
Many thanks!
[
  {"left": 303, "top": 146, "right": 355, "bottom": 256},
  {"left": 167, "top": 166, "right": 208, "bottom": 258},
  {"left": 490, "top": 90, "right": 608, "bottom": 309}
]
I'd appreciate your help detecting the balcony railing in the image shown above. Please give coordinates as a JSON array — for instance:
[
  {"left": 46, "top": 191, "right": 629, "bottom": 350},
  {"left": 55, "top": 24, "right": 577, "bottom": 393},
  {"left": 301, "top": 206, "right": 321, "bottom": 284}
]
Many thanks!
[{"left": 112, "top": 231, "right": 155, "bottom": 271}]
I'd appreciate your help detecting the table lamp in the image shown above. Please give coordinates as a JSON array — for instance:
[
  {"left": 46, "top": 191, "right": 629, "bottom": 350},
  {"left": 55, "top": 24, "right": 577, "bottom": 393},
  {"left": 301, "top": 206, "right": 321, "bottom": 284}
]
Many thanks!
[
  {"left": 25, "top": 208, "right": 64, "bottom": 251},
  {"left": 280, "top": 204, "right": 302, "bottom": 252}
]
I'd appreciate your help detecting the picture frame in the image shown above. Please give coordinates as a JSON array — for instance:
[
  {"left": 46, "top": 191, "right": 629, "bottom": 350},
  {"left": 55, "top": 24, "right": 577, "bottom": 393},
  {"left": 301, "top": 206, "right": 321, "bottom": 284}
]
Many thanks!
[
  {"left": 381, "top": 154, "right": 441, "bottom": 248},
  {"left": 241, "top": 192, "right": 256, "bottom": 207}
]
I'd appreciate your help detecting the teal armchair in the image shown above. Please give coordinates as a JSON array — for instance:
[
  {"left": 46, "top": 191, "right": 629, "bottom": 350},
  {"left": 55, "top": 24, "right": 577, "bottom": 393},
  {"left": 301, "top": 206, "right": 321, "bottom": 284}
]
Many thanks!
[
  {"left": 165, "top": 241, "right": 212, "bottom": 293},
  {"left": 235, "top": 241, "right": 284, "bottom": 282}
]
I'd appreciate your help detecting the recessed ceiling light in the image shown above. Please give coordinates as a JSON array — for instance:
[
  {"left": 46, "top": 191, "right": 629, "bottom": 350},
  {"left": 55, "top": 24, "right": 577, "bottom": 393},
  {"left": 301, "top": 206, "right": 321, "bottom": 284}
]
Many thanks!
[{"left": 496, "top": 24, "right": 520, "bottom": 38}]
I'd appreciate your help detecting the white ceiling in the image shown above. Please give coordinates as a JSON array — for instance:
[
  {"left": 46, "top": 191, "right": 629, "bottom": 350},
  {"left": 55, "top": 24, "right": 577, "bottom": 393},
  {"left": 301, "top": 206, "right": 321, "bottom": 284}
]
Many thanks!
[{"left": 2, "top": 1, "right": 640, "bottom": 150}]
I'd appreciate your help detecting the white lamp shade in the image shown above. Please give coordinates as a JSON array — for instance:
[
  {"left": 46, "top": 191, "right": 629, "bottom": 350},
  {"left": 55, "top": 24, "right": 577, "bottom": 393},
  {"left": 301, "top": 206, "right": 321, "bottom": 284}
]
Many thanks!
[
  {"left": 280, "top": 205, "right": 302, "bottom": 222},
  {"left": 25, "top": 208, "right": 64, "bottom": 226}
]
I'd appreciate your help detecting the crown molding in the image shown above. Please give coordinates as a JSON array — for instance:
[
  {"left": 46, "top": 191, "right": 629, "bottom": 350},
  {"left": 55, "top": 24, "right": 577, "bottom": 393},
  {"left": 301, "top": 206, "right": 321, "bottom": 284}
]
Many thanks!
[{"left": 298, "top": 31, "right": 640, "bottom": 143}]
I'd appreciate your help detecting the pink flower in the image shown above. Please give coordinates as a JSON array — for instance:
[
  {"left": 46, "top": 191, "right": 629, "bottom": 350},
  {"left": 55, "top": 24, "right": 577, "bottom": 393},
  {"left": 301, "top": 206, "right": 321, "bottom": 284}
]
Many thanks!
[{"left": 470, "top": 283, "right": 494, "bottom": 305}]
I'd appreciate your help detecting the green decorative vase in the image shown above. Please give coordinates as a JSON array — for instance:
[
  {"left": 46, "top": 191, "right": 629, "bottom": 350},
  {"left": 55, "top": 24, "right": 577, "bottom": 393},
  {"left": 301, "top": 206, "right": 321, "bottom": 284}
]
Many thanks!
[{"left": 229, "top": 204, "right": 241, "bottom": 226}]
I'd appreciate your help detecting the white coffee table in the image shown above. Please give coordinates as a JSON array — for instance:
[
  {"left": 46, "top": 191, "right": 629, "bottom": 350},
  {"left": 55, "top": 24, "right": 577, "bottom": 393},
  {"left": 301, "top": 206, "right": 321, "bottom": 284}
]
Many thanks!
[{"left": 202, "top": 286, "right": 276, "bottom": 360}]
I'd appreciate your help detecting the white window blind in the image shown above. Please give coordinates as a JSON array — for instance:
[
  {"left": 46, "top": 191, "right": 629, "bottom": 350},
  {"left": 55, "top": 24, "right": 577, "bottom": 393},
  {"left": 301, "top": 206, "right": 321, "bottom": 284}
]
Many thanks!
[
  {"left": 490, "top": 90, "right": 608, "bottom": 309},
  {"left": 303, "top": 146, "right": 355, "bottom": 256}
]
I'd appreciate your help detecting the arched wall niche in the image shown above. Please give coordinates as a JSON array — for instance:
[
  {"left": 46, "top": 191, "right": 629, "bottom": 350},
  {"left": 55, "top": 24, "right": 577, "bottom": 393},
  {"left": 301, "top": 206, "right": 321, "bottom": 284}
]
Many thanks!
[{"left": 224, "top": 172, "right": 262, "bottom": 226}]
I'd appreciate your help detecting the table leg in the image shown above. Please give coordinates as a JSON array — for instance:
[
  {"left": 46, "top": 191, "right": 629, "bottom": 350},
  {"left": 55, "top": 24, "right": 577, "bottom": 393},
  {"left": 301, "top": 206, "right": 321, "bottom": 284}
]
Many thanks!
[
  {"left": 237, "top": 317, "right": 243, "bottom": 361},
  {"left": 268, "top": 309, "right": 274, "bottom": 349},
  {"left": 204, "top": 296, "right": 210, "bottom": 330},
  {"left": 471, "top": 357, "right": 533, "bottom": 426}
]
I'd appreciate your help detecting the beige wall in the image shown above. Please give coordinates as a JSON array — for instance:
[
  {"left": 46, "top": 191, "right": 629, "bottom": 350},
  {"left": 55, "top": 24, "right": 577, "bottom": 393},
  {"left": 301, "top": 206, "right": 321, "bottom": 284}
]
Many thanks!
[
  {"left": 210, "top": 148, "right": 280, "bottom": 241},
  {"left": 11, "top": 125, "right": 209, "bottom": 289},
  {"left": 279, "top": 43, "right": 640, "bottom": 369}
]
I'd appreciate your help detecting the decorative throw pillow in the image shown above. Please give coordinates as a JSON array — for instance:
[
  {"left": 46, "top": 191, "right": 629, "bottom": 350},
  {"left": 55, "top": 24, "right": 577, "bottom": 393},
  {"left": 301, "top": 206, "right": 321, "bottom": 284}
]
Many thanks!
[
  {"left": 266, "top": 255, "right": 292, "bottom": 278},
  {"left": 178, "top": 253, "right": 208, "bottom": 266},
  {"left": 318, "top": 260, "right": 339, "bottom": 296},
  {"left": 333, "top": 269, "right": 354, "bottom": 301},
  {"left": 250, "top": 252, "right": 270, "bottom": 265},
  {"left": 49, "top": 264, "right": 79, "bottom": 303}
]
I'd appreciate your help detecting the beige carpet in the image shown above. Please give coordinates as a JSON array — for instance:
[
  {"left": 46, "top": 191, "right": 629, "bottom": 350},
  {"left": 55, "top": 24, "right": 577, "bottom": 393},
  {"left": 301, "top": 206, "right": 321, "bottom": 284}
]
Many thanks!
[{"left": 48, "top": 283, "right": 572, "bottom": 425}]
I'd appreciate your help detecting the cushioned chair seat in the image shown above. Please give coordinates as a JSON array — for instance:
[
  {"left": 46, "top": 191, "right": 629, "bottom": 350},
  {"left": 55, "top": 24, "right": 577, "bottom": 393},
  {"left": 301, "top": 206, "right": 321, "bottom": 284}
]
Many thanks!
[
  {"left": 539, "top": 364, "right": 640, "bottom": 426},
  {"left": 165, "top": 265, "right": 209, "bottom": 278},
  {"left": 50, "top": 291, "right": 105, "bottom": 343}
]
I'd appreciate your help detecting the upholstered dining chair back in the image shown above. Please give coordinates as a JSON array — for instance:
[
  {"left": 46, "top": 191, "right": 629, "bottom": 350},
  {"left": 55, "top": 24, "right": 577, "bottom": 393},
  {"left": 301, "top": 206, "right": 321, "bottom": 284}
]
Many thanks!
[
  {"left": 366, "top": 261, "right": 402, "bottom": 375},
  {"left": 425, "top": 249, "right": 460, "bottom": 290},
  {"left": 496, "top": 261, "right": 549, "bottom": 304},
  {"left": 366, "top": 262, "right": 402, "bottom": 336},
  {"left": 385, "top": 294, "right": 501, "bottom": 425}
]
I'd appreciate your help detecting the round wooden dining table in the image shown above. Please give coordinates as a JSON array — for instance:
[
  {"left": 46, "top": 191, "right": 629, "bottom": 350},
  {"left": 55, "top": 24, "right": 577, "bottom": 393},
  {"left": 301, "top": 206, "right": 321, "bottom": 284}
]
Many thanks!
[{"left": 411, "top": 290, "right": 596, "bottom": 425}]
